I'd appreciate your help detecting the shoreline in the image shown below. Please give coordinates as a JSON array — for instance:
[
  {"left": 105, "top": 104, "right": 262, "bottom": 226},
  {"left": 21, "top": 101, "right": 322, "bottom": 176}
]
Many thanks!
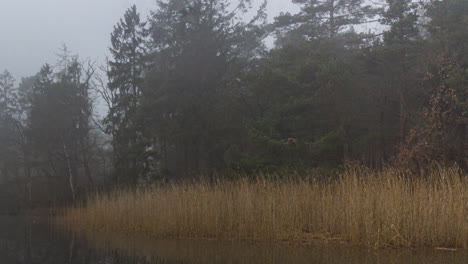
[
  {"left": 53, "top": 224, "right": 468, "bottom": 264},
  {"left": 56, "top": 223, "right": 467, "bottom": 251}
]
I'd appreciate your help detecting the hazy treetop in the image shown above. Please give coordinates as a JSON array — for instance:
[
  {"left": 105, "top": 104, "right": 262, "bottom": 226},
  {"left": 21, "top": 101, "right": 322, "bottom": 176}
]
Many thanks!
[{"left": 0, "top": 0, "right": 298, "bottom": 80}]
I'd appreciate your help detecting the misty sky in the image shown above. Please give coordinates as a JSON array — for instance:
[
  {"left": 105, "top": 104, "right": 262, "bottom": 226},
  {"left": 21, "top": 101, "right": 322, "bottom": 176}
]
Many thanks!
[{"left": 0, "top": 0, "right": 299, "bottom": 81}]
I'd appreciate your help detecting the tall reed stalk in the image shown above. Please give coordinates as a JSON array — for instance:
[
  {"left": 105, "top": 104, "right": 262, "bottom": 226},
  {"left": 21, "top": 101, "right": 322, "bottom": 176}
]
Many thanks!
[{"left": 58, "top": 168, "right": 468, "bottom": 248}]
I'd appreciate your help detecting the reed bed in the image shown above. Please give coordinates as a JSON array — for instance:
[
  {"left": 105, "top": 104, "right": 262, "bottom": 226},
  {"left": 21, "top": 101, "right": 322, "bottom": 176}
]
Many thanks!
[{"left": 57, "top": 168, "right": 468, "bottom": 248}]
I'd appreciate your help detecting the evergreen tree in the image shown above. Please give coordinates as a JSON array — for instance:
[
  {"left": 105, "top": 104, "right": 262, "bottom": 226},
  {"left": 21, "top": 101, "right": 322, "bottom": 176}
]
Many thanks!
[
  {"left": 106, "top": 5, "right": 148, "bottom": 183},
  {"left": 142, "top": 0, "right": 267, "bottom": 177},
  {"left": 275, "top": 0, "right": 379, "bottom": 45},
  {"left": 369, "top": 0, "right": 423, "bottom": 151},
  {"left": 425, "top": 0, "right": 468, "bottom": 64},
  {"left": 381, "top": 0, "right": 420, "bottom": 44}
]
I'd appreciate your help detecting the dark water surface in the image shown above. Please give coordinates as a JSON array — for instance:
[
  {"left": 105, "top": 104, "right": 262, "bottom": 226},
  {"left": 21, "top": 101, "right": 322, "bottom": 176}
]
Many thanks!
[{"left": 0, "top": 216, "right": 466, "bottom": 264}]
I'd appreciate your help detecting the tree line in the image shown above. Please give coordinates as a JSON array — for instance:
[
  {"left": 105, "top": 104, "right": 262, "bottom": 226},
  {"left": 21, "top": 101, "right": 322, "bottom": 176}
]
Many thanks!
[{"left": 0, "top": 0, "right": 467, "bottom": 207}]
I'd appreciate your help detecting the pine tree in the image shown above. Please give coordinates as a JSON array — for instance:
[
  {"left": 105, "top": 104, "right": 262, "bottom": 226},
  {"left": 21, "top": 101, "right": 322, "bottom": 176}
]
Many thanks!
[
  {"left": 381, "top": 0, "right": 420, "bottom": 44},
  {"left": 275, "top": 0, "right": 379, "bottom": 45},
  {"left": 142, "top": 0, "right": 267, "bottom": 177},
  {"left": 425, "top": 0, "right": 468, "bottom": 63},
  {"left": 387, "top": 0, "right": 422, "bottom": 145}
]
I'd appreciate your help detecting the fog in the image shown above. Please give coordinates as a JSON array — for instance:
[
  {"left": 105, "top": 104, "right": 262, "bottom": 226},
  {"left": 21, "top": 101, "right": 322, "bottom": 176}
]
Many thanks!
[
  {"left": 0, "top": 0, "right": 465, "bottom": 250},
  {"left": 0, "top": 0, "right": 298, "bottom": 80}
]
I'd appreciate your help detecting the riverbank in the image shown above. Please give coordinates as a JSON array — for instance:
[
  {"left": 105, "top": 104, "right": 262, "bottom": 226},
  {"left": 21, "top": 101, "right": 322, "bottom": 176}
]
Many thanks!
[
  {"left": 57, "top": 168, "right": 467, "bottom": 249},
  {"left": 64, "top": 231, "right": 468, "bottom": 264}
]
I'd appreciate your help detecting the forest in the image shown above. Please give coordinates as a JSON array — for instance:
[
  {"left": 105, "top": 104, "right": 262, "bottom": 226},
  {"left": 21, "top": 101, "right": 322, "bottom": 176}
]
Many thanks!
[{"left": 0, "top": 0, "right": 467, "bottom": 210}]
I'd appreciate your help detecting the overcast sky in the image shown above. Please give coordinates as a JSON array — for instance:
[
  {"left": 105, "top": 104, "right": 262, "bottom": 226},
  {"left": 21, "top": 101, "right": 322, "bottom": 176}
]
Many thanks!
[{"left": 0, "top": 0, "right": 299, "bottom": 81}]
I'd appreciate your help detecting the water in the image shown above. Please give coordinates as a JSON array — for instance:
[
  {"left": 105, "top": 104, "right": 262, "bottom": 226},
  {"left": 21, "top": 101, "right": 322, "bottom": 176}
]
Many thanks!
[{"left": 0, "top": 216, "right": 466, "bottom": 264}]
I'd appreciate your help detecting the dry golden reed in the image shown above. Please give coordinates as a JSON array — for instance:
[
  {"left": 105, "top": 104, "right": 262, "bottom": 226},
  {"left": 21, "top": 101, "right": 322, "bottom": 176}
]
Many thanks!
[{"left": 58, "top": 168, "right": 467, "bottom": 248}]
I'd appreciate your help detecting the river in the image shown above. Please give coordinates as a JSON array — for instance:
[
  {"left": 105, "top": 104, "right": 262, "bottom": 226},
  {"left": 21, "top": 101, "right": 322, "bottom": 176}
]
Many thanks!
[{"left": 0, "top": 216, "right": 465, "bottom": 263}]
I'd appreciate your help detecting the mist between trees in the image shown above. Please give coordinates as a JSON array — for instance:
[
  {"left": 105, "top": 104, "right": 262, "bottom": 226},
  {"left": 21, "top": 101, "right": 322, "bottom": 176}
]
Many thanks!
[{"left": 0, "top": 0, "right": 467, "bottom": 209}]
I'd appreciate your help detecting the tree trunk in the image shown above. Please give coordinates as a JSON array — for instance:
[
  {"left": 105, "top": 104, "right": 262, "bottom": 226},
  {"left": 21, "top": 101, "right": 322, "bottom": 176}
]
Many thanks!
[
  {"left": 398, "top": 87, "right": 409, "bottom": 148},
  {"left": 62, "top": 140, "right": 75, "bottom": 202},
  {"left": 80, "top": 141, "right": 94, "bottom": 186}
]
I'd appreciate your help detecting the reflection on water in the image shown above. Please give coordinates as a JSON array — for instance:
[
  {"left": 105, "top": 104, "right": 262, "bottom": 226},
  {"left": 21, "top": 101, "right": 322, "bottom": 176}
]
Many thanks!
[{"left": 0, "top": 216, "right": 466, "bottom": 264}]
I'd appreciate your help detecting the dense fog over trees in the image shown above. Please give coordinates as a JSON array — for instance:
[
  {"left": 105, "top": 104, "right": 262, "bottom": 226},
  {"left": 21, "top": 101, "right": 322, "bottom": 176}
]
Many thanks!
[
  {"left": 0, "top": 0, "right": 297, "bottom": 79},
  {"left": 0, "top": 0, "right": 467, "bottom": 209}
]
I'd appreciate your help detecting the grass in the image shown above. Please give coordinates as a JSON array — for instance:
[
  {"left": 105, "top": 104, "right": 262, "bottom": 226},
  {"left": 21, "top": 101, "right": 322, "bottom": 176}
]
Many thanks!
[{"left": 57, "top": 168, "right": 468, "bottom": 249}]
